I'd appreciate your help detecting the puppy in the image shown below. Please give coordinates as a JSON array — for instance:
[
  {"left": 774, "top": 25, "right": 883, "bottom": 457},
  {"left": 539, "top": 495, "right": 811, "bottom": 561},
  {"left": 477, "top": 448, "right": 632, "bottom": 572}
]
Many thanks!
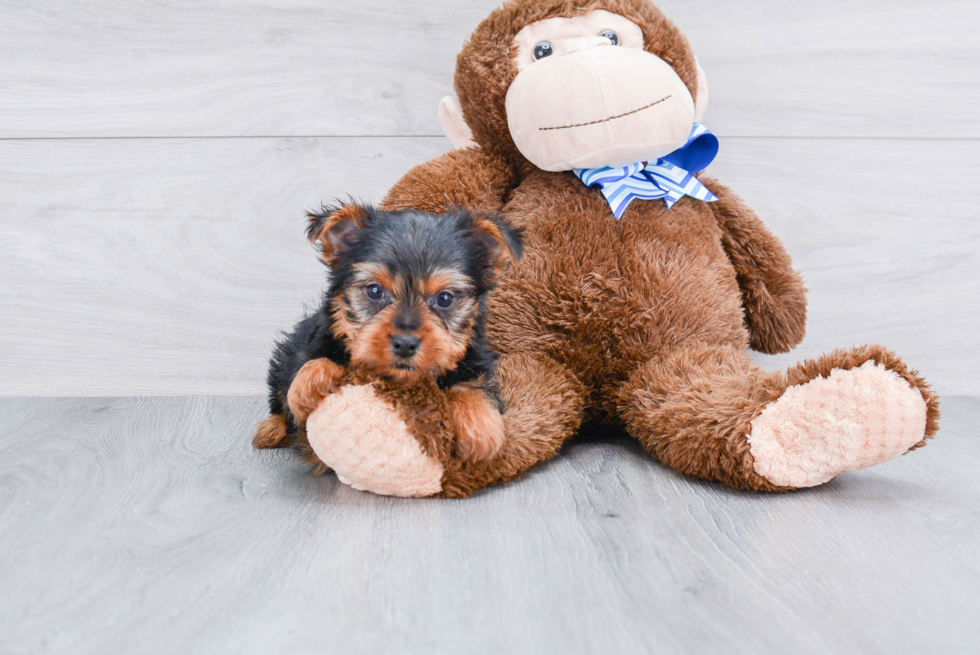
[{"left": 253, "top": 203, "right": 523, "bottom": 464}]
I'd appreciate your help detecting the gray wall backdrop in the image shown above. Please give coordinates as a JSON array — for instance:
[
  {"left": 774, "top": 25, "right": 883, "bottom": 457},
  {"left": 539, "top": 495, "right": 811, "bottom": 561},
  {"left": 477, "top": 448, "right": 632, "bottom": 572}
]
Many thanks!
[{"left": 1, "top": 0, "right": 978, "bottom": 396}]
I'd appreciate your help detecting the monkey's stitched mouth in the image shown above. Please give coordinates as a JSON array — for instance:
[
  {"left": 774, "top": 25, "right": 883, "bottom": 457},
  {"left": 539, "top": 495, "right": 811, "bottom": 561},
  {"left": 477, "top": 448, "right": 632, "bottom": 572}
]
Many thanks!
[{"left": 538, "top": 95, "right": 672, "bottom": 132}]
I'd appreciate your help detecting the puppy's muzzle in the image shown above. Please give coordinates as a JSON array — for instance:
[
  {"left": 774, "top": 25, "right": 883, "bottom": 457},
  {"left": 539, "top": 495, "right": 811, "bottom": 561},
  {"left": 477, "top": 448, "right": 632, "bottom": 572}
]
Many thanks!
[{"left": 390, "top": 334, "right": 421, "bottom": 359}]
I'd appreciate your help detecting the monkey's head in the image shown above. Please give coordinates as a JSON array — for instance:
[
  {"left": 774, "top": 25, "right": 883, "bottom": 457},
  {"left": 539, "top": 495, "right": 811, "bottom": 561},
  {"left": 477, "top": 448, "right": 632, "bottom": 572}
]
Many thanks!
[{"left": 439, "top": 0, "right": 708, "bottom": 172}]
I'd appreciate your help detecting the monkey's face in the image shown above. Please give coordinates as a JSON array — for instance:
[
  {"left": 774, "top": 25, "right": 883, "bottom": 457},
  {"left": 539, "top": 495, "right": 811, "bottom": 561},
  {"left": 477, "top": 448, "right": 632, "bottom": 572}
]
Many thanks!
[{"left": 503, "top": 10, "right": 703, "bottom": 172}]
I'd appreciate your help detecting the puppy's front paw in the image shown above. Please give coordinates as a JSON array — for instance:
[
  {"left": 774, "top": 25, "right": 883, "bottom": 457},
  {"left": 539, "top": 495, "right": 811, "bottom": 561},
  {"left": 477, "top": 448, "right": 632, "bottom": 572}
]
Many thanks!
[
  {"left": 287, "top": 358, "right": 345, "bottom": 424},
  {"left": 448, "top": 386, "right": 505, "bottom": 462}
]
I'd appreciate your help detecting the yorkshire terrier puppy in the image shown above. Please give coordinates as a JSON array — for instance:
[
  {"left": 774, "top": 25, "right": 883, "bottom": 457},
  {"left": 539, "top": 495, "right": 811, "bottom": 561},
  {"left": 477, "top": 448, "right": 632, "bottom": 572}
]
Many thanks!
[{"left": 253, "top": 203, "right": 523, "bottom": 464}]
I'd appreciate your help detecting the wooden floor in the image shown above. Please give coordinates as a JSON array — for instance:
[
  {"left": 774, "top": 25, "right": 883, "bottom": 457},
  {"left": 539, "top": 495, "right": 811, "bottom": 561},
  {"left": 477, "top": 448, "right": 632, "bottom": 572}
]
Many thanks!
[
  {"left": 1, "top": 1, "right": 978, "bottom": 653},
  {"left": 2, "top": 396, "right": 979, "bottom": 654}
]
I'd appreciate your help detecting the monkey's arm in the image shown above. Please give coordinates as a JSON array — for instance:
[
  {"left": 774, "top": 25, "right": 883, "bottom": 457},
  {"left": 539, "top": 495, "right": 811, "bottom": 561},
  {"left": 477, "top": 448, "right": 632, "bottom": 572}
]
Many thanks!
[
  {"left": 380, "top": 146, "right": 515, "bottom": 213},
  {"left": 702, "top": 176, "right": 808, "bottom": 354}
]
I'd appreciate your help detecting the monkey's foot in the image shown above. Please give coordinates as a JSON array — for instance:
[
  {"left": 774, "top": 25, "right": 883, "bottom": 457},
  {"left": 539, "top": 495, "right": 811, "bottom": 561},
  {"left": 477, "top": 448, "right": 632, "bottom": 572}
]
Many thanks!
[
  {"left": 305, "top": 384, "right": 444, "bottom": 497},
  {"left": 748, "top": 359, "right": 930, "bottom": 488}
]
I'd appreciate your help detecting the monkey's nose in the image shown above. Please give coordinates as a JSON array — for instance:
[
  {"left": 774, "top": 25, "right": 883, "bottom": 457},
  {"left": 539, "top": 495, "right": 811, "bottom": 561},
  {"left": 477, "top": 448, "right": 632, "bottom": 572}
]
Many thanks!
[{"left": 390, "top": 334, "right": 421, "bottom": 358}]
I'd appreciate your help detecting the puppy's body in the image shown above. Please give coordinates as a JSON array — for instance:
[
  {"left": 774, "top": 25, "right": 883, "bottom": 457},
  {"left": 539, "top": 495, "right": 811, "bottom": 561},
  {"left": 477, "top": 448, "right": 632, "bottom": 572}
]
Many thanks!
[{"left": 255, "top": 205, "right": 522, "bottom": 465}]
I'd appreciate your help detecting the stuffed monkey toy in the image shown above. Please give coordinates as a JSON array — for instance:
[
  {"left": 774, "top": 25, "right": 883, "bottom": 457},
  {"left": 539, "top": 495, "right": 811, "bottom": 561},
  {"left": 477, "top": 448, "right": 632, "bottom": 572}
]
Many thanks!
[{"left": 292, "top": 0, "right": 939, "bottom": 497}]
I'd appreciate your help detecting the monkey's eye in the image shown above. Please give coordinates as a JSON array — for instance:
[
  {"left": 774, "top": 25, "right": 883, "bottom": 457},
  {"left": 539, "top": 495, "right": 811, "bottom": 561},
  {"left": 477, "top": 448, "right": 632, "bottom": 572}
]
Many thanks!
[
  {"left": 434, "top": 291, "right": 455, "bottom": 309},
  {"left": 600, "top": 30, "right": 619, "bottom": 45},
  {"left": 364, "top": 283, "right": 385, "bottom": 301},
  {"left": 533, "top": 42, "right": 553, "bottom": 60}
]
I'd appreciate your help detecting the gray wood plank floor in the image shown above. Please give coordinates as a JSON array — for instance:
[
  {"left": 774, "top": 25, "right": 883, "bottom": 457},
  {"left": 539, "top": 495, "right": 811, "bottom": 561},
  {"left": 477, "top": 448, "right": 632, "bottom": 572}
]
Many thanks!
[{"left": 1, "top": 396, "right": 978, "bottom": 655}]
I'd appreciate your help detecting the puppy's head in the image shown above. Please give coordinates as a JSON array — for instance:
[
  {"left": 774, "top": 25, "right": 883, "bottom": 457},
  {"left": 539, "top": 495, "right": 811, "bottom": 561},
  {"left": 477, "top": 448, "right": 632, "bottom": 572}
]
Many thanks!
[{"left": 307, "top": 204, "right": 522, "bottom": 381}]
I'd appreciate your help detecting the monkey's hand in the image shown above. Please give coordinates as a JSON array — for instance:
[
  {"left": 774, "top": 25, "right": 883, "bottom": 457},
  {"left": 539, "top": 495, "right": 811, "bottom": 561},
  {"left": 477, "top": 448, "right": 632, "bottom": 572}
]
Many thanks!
[{"left": 287, "top": 358, "right": 346, "bottom": 425}]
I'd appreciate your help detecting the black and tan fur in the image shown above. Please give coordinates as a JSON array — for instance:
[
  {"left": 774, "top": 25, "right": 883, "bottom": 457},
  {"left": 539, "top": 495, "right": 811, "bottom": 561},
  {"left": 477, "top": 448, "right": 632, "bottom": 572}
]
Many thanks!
[{"left": 253, "top": 204, "right": 523, "bottom": 463}]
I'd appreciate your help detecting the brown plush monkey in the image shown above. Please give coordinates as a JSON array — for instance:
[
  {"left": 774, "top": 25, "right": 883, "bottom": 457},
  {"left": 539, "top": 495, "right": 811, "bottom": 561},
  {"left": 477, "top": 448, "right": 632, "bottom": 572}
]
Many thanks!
[{"left": 295, "top": 0, "right": 939, "bottom": 497}]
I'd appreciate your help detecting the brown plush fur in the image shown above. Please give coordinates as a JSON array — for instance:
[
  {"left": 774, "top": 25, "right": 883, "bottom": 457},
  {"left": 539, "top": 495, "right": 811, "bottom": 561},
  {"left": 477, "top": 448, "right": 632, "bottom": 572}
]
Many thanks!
[
  {"left": 704, "top": 177, "right": 809, "bottom": 354},
  {"left": 311, "top": 0, "right": 938, "bottom": 497},
  {"left": 618, "top": 343, "right": 938, "bottom": 491},
  {"left": 438, "top": 352, "right": 588, "bottom": 497},
  {"left": 291, "top": 368, "right": 457, "bottom": 476}
]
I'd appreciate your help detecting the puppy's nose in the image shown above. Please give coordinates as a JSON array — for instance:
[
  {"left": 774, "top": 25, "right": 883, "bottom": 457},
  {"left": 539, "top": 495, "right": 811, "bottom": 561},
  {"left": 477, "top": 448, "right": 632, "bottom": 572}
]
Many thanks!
[{"left": 390, "top": 334, "right": 421, "bottom": 358}]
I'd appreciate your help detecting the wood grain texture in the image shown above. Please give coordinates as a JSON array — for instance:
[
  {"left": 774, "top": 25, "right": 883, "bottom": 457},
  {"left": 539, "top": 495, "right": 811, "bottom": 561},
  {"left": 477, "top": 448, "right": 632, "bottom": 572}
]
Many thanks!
[
  {"left": 0, "top": 395, "right": 977, "bottom": 654},
  {"left": 0, "top": 136, "right": 447, "bottom": 396},
  {"left": 2, "top": 136, "right": 977, "bottom": 396},
  {"left": 0, "top": 0, "right": 977, "bottom": 139}
]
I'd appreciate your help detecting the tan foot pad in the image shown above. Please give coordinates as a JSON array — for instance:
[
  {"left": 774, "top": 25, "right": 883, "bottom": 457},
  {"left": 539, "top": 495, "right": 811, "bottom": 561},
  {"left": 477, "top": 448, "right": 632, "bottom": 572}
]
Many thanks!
[
  {"left": 306, "top": 385, "right": 444, "bottom": 497},
  {"left": 748, "top": 361, "right": 928, "bottom": 488}
]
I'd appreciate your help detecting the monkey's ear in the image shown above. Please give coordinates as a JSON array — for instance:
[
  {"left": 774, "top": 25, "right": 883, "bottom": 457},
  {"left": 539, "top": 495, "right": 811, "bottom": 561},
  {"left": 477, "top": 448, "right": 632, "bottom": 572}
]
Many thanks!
[
  {"left": 306, "top": 203, "right": 371, "bottom": 266},
  {"left": 439, "top": 96, "right": 477, "bottom": 149},
  {"left": 694, "top": 58, "right": 709, "bottom": 123},
  {"left": 468, "top": 211, "right": 524, "bottom": 282}
]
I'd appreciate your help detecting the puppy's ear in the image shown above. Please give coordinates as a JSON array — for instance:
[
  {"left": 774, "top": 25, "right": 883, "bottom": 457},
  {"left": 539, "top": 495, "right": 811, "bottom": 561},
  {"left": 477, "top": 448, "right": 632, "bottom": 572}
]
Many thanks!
[
  {"left": 306, "top": 204, "right": 371, "bottom": 266},
  {"left": 467, "top": 211, "right": 524, "bottom": 282}
]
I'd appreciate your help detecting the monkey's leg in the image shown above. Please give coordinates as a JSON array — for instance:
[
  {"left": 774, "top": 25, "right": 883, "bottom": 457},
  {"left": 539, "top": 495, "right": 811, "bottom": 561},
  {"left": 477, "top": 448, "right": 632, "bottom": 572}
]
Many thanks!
[
  {"left": 617, "top": 343, "right": 939, "bottom": 491},
  {"left": 304, "top": 352, "right": 586, "bottom": 498},
  {"left": 438, "top": 352, "right": 587, "bottom": 497}
]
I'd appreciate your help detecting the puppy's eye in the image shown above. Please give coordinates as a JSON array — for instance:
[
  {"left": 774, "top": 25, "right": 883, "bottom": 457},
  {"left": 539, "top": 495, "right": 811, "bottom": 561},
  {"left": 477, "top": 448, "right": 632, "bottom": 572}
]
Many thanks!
[
  {"left": 364, "top": 283, "right": 385, "bottom": 301},
  {"left": 600, "top": 30, "right": 619, "bottom": 45},
  {"left": 435, "top": 291, "right": 455, "bottom": 308},
  {"left": 533, "top": 42, "right": 553, "bottom": 60}
]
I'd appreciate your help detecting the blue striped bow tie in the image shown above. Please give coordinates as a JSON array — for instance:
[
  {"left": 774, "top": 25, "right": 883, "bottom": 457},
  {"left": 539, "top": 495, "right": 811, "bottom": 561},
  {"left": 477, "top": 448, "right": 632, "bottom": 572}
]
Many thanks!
[{"left": 574, "top": 123, "right": 720, "bottom": 219}]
